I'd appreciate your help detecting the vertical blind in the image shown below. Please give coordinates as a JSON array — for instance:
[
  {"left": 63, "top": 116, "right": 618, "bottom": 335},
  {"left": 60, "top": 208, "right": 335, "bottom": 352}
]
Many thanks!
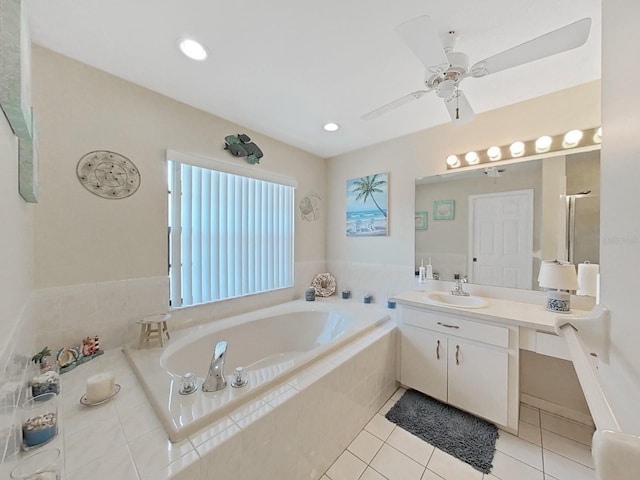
[{"left": 168, "top": 160, "right": 294, "bottom": 307}]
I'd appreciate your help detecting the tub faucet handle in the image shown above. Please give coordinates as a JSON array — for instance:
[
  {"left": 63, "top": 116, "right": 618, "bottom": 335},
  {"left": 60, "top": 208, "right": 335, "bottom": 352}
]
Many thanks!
[{"left": 232, "top": 366, "right": 248, "bottom": 388}]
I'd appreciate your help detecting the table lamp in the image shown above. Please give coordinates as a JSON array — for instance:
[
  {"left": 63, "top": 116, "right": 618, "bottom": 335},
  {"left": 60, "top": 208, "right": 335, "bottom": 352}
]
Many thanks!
[{"left": 538, "top": 260, "right": 579, "bottom": 313}]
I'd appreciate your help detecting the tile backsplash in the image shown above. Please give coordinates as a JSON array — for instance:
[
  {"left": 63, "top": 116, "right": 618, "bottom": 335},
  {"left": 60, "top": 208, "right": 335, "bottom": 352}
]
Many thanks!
[{"left": 0, "top": 261, "right": 327, "bottom": 470}]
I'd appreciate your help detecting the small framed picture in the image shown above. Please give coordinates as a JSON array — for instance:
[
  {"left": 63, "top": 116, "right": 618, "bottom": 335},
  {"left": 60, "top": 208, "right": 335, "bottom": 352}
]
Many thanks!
[
  {"left": 433, "top": 200, "right": 455, "bottom": 220},
  {"left": 415, "top": 211, "right": 428, "bottom": 230}
]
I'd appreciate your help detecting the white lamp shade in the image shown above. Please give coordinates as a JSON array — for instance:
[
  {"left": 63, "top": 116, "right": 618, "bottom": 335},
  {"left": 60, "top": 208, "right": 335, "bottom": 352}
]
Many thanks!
[{"left": 538, "top": 260, "right": 579, "bottom": 291}]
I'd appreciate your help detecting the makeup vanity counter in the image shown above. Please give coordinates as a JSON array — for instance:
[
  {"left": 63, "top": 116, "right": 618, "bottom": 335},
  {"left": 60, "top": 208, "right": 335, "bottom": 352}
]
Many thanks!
[
  {"left": 392, "top": 288, "right": 590, "bottom": 333},
  {"left": 392, "top": 288, "right": 592, "bottom": 435}
]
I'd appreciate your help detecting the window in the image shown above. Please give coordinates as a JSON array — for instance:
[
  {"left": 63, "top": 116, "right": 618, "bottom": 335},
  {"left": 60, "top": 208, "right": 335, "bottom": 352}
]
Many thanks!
[{"left": 167, "top": 151, "right": 295, "bottom": 307}]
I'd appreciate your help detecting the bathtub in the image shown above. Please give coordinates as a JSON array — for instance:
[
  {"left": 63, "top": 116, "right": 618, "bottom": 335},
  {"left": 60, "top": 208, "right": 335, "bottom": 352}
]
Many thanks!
[{"left": 124, "top": 299, "right": 391, "bottom": 442}]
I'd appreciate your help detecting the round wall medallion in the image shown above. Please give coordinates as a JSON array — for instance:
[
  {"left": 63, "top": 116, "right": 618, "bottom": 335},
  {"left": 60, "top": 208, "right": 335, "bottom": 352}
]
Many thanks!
[{"left": 76, "top": 150, "right": 141, "bottom": 199}]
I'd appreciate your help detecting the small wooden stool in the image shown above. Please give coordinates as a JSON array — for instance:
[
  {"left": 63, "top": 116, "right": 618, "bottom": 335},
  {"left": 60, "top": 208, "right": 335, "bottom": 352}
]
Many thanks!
[{"left": 137, "top": 313, "right": 171, "bottom": 348}]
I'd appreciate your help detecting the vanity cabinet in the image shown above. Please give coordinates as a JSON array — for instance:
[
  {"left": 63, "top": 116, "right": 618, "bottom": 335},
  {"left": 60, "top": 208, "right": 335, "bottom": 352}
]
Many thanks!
[{"left": 399, "top": 306, "right": 510, "bottom": 426}]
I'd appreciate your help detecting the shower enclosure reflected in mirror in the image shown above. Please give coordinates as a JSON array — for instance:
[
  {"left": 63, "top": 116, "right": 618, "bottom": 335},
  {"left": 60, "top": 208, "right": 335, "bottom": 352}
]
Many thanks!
[{"left": 415, "top": 149, "right": 600, "bottom": 290}]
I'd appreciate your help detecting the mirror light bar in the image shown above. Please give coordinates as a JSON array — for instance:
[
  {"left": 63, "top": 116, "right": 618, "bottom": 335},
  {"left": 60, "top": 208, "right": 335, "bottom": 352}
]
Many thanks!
[{"left": 445, "top": 126, "right": 601, "bottom": 170}]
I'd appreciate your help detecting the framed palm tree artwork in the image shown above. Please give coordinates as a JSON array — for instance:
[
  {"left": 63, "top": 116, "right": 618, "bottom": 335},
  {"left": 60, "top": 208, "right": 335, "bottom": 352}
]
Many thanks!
[{"left": 346, "top": 172, "right": 389, "bottom": 236}]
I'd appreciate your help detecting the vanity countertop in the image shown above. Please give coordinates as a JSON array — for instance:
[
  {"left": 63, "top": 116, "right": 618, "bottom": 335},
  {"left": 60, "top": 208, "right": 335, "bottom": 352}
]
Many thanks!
[{"left": 392, "top": 289, "right": 591, "bottom": 333}]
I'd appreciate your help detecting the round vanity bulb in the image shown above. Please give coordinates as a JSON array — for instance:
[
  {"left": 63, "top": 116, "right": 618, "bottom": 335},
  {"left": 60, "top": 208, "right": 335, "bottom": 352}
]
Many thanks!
[
  {"left": 593, "top": 127, "right": 602, "bottom": 144},
  {"left": 446, "top": 155, "right": 460, "bottom": 168},
  {"left": 510, "top": 141, "right": 525, "bottom": 157},
  {"left": 563, "top": 129, "right": 583, "bottom": 148},
  {"left": 465, "top": 151, "right": 479, "bottom": 165},
  {"left": 535, "top": 135, "right": 553, "bottom": 153},
  {"left": 487, "top": 146, "right": 501, "bottom": 161}
]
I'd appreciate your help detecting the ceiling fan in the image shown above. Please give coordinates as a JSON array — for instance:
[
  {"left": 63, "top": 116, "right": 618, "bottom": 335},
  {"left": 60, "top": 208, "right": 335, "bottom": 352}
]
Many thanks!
[{"left": 362, "top": 16, "right": 592, "bottom": 125}]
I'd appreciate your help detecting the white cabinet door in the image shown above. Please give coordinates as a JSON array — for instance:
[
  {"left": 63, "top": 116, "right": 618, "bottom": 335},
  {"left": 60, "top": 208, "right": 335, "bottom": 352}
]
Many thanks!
[
  {"left": 400, "top": 324, "right": 447, "bottom": 402},
  {"left": 447, "top": 337, "right": 509, "bottom": 425}
]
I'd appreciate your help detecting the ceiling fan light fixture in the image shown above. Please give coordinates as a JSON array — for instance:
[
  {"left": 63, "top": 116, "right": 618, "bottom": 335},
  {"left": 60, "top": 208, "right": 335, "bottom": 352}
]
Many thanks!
[
  {"left": 563, "top": 130, "right": 583, "bottom": 148},
  {"left": 323, "top": 122, "right": 340, "bottom": 132},
  {"left": 510, "top": 141, "right": 525, "bottom": 157},
  {"left": 465, "top": 151, "right": 479, "bottom": 165},
  {"left": 535, "top": 135, "right": 553, "bottom": 153},
  {"left": 178, "top": 37, "right": 208, "bottom": 61},
  {"left": 446, "top": 155, "right": 460, "bottom": 168},
  {"left": 436, "top": 79, "right": 455, "bottom": 99},
  {"left": 487, "top": 146, "right": 502, "bottom": 161}
]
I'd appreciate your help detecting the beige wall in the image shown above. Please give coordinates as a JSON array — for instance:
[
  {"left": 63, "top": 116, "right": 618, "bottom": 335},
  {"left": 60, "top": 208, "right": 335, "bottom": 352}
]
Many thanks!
[
  {"left": 25, "top": 46, "right": 327, "bottom": 352},
  {"left": 326, "top": 80, "right": 601, "bottom": 415},
  {"left": 31, "top": 46, "right": 326, "bottom": 289},
  {"left": 327, "top": 81, "right": 600, "bottom": 272},
  {"left": 600, "top": 1, "right": 640, "bottom": 434}
]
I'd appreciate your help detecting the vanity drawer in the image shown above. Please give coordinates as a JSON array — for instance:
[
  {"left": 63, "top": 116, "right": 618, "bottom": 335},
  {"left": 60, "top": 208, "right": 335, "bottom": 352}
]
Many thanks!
[{"left": 401, "top": 307, "right": 509, "bottom": 348}]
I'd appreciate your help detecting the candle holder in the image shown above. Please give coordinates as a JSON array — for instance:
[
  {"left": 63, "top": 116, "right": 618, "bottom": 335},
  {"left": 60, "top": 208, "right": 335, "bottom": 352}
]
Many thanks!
[
  {"left": 10, "top": 448, "right": 60, "bottom": 479},
  {"left": 304, "top": 287, "right": 316, "bottom": 301},
  {"left": 30, "top": 365, "right": 60, "bottom": 398},
  {"left": 341, "top": 289, "right": 350, "bottom": 299},
  {"left": 21, "top": 393, "right": 58, "bottom": 450}
]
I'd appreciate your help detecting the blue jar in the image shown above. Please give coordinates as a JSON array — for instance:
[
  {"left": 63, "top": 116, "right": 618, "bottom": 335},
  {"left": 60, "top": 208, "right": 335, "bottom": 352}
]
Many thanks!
[{"left": 305, "top": 287, "right": 316, "bottom": 301}]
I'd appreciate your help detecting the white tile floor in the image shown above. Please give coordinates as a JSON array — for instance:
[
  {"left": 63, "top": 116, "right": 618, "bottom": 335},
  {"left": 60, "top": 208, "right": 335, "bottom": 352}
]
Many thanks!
[{"left": 322, "top": 388, "right": 597, "bottom": 480}]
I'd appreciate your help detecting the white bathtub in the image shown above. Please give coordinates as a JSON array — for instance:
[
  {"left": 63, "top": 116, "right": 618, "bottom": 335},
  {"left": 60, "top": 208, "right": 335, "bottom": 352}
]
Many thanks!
[{"left": 125, "top": 299, "right": 390, "bottom": 442}]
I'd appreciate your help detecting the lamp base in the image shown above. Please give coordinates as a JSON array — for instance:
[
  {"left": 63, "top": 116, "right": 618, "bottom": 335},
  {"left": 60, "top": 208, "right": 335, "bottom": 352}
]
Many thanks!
[{"left": 546, "top": 290, "right": 571, "bottom": 314}]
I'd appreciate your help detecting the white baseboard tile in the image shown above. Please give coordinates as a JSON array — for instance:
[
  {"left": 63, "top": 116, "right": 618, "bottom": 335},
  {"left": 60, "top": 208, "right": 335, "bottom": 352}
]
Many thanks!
[{"left": 521, "top": 393, "right": 595, "bottom": 428}]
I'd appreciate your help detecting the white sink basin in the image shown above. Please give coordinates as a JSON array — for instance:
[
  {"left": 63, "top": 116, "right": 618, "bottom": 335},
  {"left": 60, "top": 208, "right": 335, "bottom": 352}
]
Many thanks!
[{"left": 425, "top": 292, "right": 488, "bottom": 309}]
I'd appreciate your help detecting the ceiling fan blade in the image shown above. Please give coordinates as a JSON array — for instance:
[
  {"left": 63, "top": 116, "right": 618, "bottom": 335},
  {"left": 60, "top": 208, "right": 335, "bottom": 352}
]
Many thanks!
[
  {"left": 445, "top": 90, "right": 475, "bottom": 126},
  {"left": 361, "top": 90, "right": 430, "bottom": 121},
  {"left": 470, "top": 17, "right": 592, "bottom": 78},
  {"left": 395, "top": 15, "right": 449, "bottom": 74}
]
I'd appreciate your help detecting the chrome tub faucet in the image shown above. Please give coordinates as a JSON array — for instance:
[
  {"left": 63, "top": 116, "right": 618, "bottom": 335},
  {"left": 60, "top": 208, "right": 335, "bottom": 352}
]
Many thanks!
[{"left": 202, "top": 340, "right": 228, "bottom": 392}]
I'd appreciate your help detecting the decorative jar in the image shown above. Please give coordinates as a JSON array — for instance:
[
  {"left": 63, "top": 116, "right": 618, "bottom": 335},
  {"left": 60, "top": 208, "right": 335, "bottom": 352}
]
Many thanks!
[
  {"left": 10, "top": 448, "right": 60, "bottom": 479},
  {"left": 21, "top": 393, "right": 58, "bottom": 449}
]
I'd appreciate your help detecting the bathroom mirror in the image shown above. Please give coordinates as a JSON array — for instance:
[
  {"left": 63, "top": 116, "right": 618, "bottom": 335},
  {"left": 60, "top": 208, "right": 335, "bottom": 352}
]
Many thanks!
[{"left": 415, "top": 149, "right": 600, "bottom": 290}]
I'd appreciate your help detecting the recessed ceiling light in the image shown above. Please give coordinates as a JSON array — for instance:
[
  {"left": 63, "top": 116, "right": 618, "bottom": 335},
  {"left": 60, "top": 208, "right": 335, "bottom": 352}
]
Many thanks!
[
  {"left": 178, "top": 37, "right": 208, "bottom": 61},
  {"left": 323, "top": 122, "right": 339, "bottom": 132}
]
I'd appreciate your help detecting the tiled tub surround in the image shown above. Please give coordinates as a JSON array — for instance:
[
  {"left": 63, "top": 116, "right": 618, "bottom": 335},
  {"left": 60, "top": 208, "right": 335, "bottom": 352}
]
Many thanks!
[
  {"left": 6, "top": 318, "right": 396, "bottom": 479},
  {"left": 125, "top": 299, "right": 392, "bottom": 442},
  {"left": 30, "top": 259, "right": 326, "bottom": 356}
]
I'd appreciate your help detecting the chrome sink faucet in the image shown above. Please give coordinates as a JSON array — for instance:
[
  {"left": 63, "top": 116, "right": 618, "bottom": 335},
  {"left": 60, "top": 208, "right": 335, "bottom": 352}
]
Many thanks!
[
  {"left": 451, "top": 273, "right": 470, "bottom": 296},
  {"left": 203, "top": 340, "right": 228, "bottom": 392}
]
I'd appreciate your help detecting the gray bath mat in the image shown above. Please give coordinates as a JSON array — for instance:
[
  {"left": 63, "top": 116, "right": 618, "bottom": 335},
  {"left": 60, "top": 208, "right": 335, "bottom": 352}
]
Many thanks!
[{"left": 385, "top": 389, "right": 498, "bottom": 474}]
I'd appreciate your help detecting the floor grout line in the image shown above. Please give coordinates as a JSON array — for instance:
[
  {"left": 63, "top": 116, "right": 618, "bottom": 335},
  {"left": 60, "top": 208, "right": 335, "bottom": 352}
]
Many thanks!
[{"left": 323, "top": 388, "right": 597, "bottom": 480}]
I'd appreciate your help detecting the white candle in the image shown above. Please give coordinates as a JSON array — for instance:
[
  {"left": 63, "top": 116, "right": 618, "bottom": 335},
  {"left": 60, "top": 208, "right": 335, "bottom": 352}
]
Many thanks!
[{"left": 86, "top": 373, "right": 115, "bottom": 403}]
